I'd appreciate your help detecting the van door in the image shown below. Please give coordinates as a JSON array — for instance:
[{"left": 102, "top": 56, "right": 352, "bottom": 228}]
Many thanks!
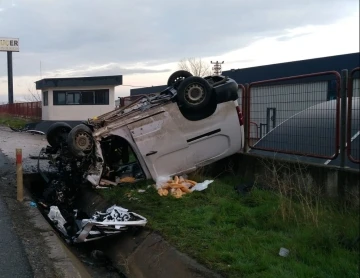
[{"left": 127, "top": 110, "right": 196, "bottom": 179}]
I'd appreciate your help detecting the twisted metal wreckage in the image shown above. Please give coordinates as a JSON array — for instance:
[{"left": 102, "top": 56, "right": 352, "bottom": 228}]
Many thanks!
[{"left": 35, "top": 70, "right": 242, "bottom": 243}]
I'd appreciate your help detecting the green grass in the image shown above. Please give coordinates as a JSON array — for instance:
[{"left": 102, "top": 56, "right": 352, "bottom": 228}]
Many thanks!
[
  {"left": 0, "top": 115, "right": 30, "bottom": 128},
  {"left": 100, "top": 175, "right": 359, "bottom": 278}
]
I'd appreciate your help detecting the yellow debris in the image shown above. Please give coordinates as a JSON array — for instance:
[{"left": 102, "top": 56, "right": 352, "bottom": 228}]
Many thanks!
[
  {"left": 119, "top": 176, "right": 136, "bottom": 183},
  {"left": 158, "top": 176, "right": 197, "bottom": 198}
]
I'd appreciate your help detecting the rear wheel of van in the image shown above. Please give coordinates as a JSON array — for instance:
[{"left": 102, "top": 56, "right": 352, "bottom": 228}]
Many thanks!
[
  {"left": 46, "top": 122, "right": 72, "bottom": 148},
  {"left": 167, "top": 70, "right": 193, "bottom": 89},
  {"left": 67, "top": 124, "right": 94, "bottom": 157},
  {"left": 176, "top": 76, "right": 213, "bottom": 110}
]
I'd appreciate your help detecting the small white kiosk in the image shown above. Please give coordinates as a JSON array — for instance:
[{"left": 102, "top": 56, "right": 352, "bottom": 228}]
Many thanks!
[{"left": 35, "top": 75, "right": 122, "bottom": 121}]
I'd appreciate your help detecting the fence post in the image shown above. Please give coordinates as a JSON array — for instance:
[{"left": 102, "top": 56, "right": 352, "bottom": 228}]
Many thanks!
[
  {"left": 340, "top": 69, "right": 348, "bottom": 168},
  {"left": 244, "top": 83, "right": 250, "bottom": 153},
  {"left": 16, "top": 149, "right": 24, "bottom": 202}
]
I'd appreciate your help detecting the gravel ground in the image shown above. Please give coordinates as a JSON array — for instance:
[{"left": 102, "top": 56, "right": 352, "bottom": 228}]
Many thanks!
[{"left": 0, "top": 126, "right": 48, "bottom": 173}]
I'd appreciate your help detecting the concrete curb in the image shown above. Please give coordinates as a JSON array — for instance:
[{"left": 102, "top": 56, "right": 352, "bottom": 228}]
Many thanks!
[{"left": 22, "top": 187, "right": 92, "bottom": 278}]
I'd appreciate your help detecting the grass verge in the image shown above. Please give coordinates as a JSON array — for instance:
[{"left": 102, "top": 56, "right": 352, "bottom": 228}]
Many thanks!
[
  {"left": 100, "top": 172, "right": 359, "bottom": 278},
  {"left": 0, "top": 115, "right": 30, "bottom": 128}
]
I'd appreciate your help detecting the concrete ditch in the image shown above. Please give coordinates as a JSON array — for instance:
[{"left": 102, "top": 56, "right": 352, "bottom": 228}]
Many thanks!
[
  {"left": 229, "top": 153, "right": 360, "bottom": 205},
  {"left": 23, "top": 173, "right": 124, "bottom": 278},
  {"left": 24, "top": 173, "right": 222, "bottom": 278}
]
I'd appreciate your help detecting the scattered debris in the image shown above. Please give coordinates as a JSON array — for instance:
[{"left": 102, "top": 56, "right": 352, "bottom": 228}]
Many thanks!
[
  {"left": 279, "top": 247, "right": 289, "bottom": 257},
  {"left": 99, "top": 179, "right": 118, "bottom": 187},
  {"left": 118, "top": 176, "right": 136, "bottom": 183},
  {"left": 27, "top": 130, "right": 46, "bottom": 135},
  {"left": 38, "top": 201, "right": 48, "bottom": 208},
  {"left": 137, "top": 189, "right": 146, "bottom": 193},
  {"left": 10, "top": 126, "right": 45, "bottom": 135},
  {"left": 45, "top": 205, "right": 147, "bottom": 244},
  {"left": 30, "top": 201, "right": 37, "bottom": 208},
  {"left": 156, "top": 176, "right": 213, "bottom": 198},
  {"left": 191, "top": 180, "right": 214, "bottom": 191},
  {"left": 48, "top": 206, "right": 69, "bottom": 237},
  {"left": 29, "top": 154, "right": 48, "bottom": 160}
]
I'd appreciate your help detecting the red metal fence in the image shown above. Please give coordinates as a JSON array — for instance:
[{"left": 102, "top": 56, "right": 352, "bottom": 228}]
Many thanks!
[
  {"left": 246, "top": 71, "right": 341, "bottom": 160},
  {"left": 0, "top": 101, "right": 42, "bottom": 119},
  {"left": 347, "top": 67, "right": 360, "bottom": 163}
]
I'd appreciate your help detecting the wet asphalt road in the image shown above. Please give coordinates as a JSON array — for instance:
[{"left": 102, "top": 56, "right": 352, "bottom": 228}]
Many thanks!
[{"left": 0, "top": 152, "right": 33, "bottom": 278}]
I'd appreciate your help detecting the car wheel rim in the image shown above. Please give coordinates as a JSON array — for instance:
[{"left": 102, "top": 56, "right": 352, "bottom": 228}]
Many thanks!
[
  {"left": 75, "top": 132, "right": 93, "bottom": 151},
  {"left": 184, "top": 83, "right": 206, "bottom": 105}
]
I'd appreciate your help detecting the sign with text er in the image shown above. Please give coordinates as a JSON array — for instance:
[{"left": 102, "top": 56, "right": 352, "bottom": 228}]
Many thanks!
[{"left": 0, "top": 37, "right": 20, "bottom": 52}]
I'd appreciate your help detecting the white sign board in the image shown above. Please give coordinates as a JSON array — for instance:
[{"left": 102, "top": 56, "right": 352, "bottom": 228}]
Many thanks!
[{"left": 0, "top": 38, "right": 20, "bottom": 52}]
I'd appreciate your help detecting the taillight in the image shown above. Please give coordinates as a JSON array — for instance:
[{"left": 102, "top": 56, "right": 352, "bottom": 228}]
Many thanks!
[{"left": 236, "top": 106, "right": 244, "bottom": 126}]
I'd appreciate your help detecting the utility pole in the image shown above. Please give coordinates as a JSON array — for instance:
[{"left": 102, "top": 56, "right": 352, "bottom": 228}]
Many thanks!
[
  {"left": 211, "top": 61, "right": 224, "bottom": 75},
  {"left": 7, "top": 51, "right": 13, "bottom": 104},
  {"left": 1, "top": 37, "right": 20, "bottom": 104}
]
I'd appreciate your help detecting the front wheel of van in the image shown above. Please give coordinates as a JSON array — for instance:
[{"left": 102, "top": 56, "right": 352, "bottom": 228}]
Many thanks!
[
  {"left": 176, "top": 76, "right": 213, "bottom": 110},
  {"left": 67, "top": 124, "right": 94, "bottom": 157}
]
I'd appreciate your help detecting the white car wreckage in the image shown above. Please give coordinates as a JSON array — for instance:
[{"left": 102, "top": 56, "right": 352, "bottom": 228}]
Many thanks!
[{"left": 36, "top": 70, "right": 244, "bottom": 243}]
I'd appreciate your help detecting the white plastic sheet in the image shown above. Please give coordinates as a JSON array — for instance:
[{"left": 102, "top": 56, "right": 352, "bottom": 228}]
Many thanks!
[
  {"left": 190, "top": 180, "right": 214, "bottom": 192},
  {"left": 155, "top": 176, "right": 171, "bottom": 189},
  {"left": 47, "top": 206, "right": 68, "bottom": 236}
]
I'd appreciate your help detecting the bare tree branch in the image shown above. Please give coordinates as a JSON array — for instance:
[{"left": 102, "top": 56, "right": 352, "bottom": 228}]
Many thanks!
[
  {"left": 23, "top": 86, "right": 41, "bottom": 102},
  {"left": 178, "top": 58, "right": 190, "bottom": 73},
  {"left": 178, "top": 57, "right": 212, "bottom": 77}
]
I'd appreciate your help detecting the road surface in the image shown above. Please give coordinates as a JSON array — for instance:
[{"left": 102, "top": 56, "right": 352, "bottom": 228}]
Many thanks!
[{"left": 0, "top": 153, "right": 33, "bottom": 278}]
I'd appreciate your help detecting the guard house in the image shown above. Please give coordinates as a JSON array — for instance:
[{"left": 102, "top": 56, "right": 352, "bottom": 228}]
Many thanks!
[{"left": 35, "top": 75, "right": 122, "bottom": 121}]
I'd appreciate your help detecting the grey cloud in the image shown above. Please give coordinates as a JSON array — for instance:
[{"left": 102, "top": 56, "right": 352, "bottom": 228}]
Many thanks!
[{"left": 0, "top": 0, "right": 357, "bottom": 78}]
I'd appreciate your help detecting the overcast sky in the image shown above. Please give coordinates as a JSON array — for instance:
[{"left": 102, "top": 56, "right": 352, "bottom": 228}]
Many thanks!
[{"left": 0, "top": 0, "right": 359, "bottom": 102}]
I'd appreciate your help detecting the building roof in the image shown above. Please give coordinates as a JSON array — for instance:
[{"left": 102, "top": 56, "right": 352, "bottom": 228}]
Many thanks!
[
  {"left": 222, "top": 52, "right": 360, "bottom": 84},
  {"left": 130, "top": 85, "right": 168, "bottom": 96},
  {"left": 35, "top": 75, "right": 123, "bottom": 90}
]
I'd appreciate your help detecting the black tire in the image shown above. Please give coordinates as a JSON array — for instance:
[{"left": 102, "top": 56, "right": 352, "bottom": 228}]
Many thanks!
[
  {"left": 167, "top": 70, "right": 193, "bottom": 89},
  {"left": 213, "top": 78, "right": 239, "bottom": 104},
  {"left": 46, "top": 122, "right": 72, "bottom": 148},
  {"left": 67, "top": 124, "right": 94, "bottom": 157},
  {"left": 176, "top": 76, "right": 213, "bottom": 110},
  {"left": 179, "top": 92, "right": 217, "bottom": 121}
]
